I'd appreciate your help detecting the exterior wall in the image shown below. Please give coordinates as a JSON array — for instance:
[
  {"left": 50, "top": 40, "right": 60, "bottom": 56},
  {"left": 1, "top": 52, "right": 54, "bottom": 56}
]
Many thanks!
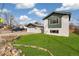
[
  {"left": 27, "top": 27, "right": 41, "bottom": 33},
  {"left": 44, "top": 15, "right": 69, "bottom": 37}
]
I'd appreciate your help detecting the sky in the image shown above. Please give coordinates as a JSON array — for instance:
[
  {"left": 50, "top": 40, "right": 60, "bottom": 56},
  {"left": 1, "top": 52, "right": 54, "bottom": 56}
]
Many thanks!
[{"left": 0, "top": 3, "right": 79, "bottom": 25}]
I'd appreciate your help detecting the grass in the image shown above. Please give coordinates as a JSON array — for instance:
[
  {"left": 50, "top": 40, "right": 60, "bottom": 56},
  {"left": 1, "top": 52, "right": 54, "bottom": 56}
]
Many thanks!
[{"left": 13, "top": 33, "right": 79, "bottom": 56}]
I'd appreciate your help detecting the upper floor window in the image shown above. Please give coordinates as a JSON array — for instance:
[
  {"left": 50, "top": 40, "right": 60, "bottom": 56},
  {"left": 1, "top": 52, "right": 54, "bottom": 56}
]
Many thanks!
[
  {"left": 48, "top": 16, "right": 60, "bottom": 25},
  {"left": 48, "top": 15, "right": 62, "bottom": 28}
]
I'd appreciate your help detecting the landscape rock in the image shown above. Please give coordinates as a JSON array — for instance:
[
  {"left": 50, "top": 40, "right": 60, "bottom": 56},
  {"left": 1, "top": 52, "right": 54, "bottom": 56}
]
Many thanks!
[
  {"left": 0, "top": 42, "right": 22, "bottom": 56},
  {"left": 0, "top": 35, "right": 22, "bottom": 56}
]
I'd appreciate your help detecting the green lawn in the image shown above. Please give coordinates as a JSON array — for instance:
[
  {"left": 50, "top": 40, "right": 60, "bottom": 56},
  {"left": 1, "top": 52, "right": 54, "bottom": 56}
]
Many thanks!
[{"left": 13, "top": 33, "right": 79, "bottom": 56}]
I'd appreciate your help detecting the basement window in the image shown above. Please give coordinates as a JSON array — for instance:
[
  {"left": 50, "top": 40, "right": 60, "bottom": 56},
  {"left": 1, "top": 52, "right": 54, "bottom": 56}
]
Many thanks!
[{"left": 50, "top": 30, "right": 59, "bottom": 33}]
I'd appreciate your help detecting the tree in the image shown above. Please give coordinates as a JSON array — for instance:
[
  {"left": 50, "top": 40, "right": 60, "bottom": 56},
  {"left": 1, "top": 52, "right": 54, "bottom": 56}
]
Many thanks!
[
  {"left": 0, "top": 18, "right": 4, "bottom": 23},
  {"left": 69, "top": 23, "right": 76, "bottom": 33}
]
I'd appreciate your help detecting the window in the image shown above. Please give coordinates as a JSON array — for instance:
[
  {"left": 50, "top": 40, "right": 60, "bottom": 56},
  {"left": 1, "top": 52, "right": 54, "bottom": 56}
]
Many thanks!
[
  {"left": 50, "top": 30, "right": 59, "bottom": 33},
  {"left": 50, "top": 19, "right": 59, "bottom": 24},
  {"left": 49, "top": 16, "right": 60, "bottom": 25},
  {"left": 48, "top": 15, "right": 62, "bottom": 28}
]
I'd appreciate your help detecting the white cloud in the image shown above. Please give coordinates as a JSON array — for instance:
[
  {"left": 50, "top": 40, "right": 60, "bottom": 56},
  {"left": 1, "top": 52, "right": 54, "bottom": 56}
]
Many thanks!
[
  {"left": 28, "top": 8, "right": 47, "bottom": 17},
  {"left": 19, "top": 15, "right": 43, "bottom": 24},
  {"left": 28, "top": 20, "right": 37, "bottom": 23},
  {"left": 15, "top": 3, "right": 36, "bottom": 9},
  {"left": 0, "top": 9, "right": 10, "bottom": 13},
  {"left": 19, "top": 15, "right": 31, "bottom": 20},
  {"left": 55, "top": 3, "right": 79, "bottom": 11}
]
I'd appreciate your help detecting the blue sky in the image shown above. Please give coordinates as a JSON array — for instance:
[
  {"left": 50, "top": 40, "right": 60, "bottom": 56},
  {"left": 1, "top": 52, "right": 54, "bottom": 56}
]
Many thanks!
[{"left": 0, "top": 3, "right": 79, "bottom": 25}]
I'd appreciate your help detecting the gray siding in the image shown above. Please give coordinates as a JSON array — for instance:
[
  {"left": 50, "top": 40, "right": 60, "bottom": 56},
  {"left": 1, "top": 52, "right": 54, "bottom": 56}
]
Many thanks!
[{"left": 48, "top": 14, "right": 62, "bottom": 28}]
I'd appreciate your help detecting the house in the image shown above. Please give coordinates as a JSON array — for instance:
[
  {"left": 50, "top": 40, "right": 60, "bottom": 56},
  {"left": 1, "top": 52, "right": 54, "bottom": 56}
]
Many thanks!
[
  {"left": 43, "top": 11, "right": 71, "bottom": 36},
  {"left": 26, "top": 23, "right": 43, "bottom": 33}
]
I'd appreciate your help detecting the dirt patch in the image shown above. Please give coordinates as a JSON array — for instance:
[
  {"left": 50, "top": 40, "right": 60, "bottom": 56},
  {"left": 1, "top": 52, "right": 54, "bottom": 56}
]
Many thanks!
[{"left": 0, "top": 35, "right": 18, "bottom": 43}]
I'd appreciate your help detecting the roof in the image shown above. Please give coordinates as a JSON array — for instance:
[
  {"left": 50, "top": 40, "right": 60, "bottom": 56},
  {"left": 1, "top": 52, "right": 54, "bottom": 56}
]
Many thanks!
[
  {"left": 27, "top": 23, "right": 43, "bottom": 27},
  {"left": 43, "top": 11, "right": 71, "bottom": 21},
  {"left": 26, "top": 23, "right": 36, "bottom": 27}
]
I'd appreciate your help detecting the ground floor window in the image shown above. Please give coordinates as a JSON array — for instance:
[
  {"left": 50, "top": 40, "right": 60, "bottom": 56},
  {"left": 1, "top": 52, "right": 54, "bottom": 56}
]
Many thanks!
[{"left": 50, "top": 30, "right": 59, "bottom": 33}]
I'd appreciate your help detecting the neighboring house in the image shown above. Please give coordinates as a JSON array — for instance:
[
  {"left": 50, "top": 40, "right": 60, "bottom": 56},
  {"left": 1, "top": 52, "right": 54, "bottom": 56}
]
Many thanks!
[
  {"left": 26, "top": 23, "right": 43, "bottom": 33},
  {"left": 43, "top": 11, "right": 71, "bottom": 36}
]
